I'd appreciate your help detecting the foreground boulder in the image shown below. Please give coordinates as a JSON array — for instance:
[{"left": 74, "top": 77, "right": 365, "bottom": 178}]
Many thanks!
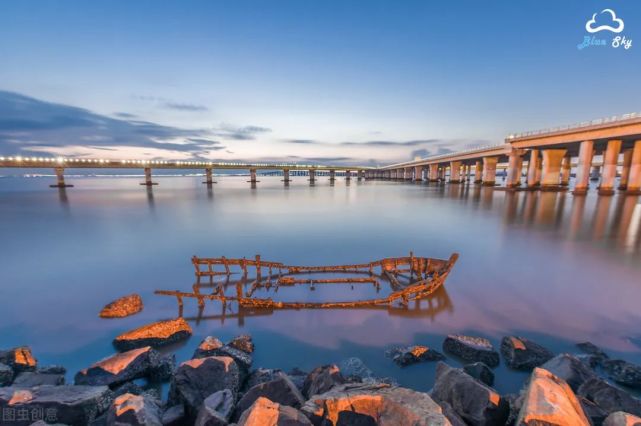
[
  {"left": 463, "top": 362, "right": 494, "bottom": 386},
  {"left": 442, "top": 335, "right": 499, "bottom": 367},
  {"left": 302, "top": 365, "right": 345, "bottom": 398},
  {"left": 106, "top": 392, "right": 162, "bottom": 426},
  {"left": 579, "top": 378, "right": 641, "bottom": 417},
  {"left": 228, "top": 334, "right": 254, "bottom": 354},
  {"left": 431, "top": 362, "right": 508, "bottom": 425},
  {"left": 0, "top": 363, "right": 13, "bottom": 386},
  {"left": 517, "top": 367, "right": 589, "bottom": 425},
  {"left": 161, "top": 404, "right": 186, "bottom": 426},
  {"left": 577, "top": 342, "right": 609, "bottom": 359},
  {"left": 500, "top": 336, "right": 553, "bottom": 370},
  {"left": 75, "top": 346, "right": 174, "bottom": 387},
  {"left": 602, "top": 359, "right": 641, "bottom": 389},
  {"left": 244, "top": 368, "right": 285, "bottom": 391},
  {"left": 0, "top": 347, "right": 37, "bottom": 373},
  {"left": 195, "top": 389, "right": 234, "bottom": 426},
  {"left": 235, "top": 373, "right": 305, "bottom": 419},
  {"left": 193, "top": 337, "right": 224, "bottom": 358},
  {"left": 169, "top": 356, "right": 240, "bottom": 418},
  {"left": 603, "top": 411, "right": 641, "bottom": 425},
  {"left": 113, "top": 318, "right": 192, "bottom": 351},
  {"left": 239, "top": 396, "right": 311, "bottom": 426},
  {"left": 100, "top": 294, "right": 144, "bottom": 318},
  {"left": 579, "top": 396, "right": 609, "bottom": 425},
  {"left": 540, "top": 353, "right": 596, "bottom": 391},
  {"left": 12, "top": 371, "right": 65, "bottom": 387},
  {"left": 0, "top": 385, "right": 113, "bottom": 425},
  {"left": 192, "top": 336, "right": 252, "bottom": 378},
  {"left": 301, "top": 382, "right": 450, "bottom": 425},
  {"left": 387, "top": 345, "right": 445, "bottom": 366}
]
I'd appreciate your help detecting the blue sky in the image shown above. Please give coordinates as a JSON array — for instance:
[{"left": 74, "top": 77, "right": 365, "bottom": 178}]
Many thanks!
[{"left": 1, "top": 0, "right": 640, "bottom": 165}]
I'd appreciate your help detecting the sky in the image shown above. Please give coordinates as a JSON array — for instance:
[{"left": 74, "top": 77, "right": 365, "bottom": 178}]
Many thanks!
[{"left": 1, "top": 0, "right": 640, "bottom": 166}]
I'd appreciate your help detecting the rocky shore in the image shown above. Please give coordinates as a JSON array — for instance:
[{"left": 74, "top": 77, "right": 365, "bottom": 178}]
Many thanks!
[{"left": 1, "top": 322, "right": 641, "bottom": 425}]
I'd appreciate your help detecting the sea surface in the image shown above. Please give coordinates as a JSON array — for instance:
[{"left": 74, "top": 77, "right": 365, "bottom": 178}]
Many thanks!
[{"left": 1, "top": 175, "right": 640, "bottom": 396}]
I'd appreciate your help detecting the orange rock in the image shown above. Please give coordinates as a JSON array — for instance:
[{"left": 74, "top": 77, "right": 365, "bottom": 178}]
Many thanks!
[
  {"left": 238, "top": 397, "right": 311, "bottom": 426},
  {"left": 100, "top": 294, "right": 143, "bottom": 318},
  {"left": 113, "top": 318, "right": 192, "bottom": 351}
]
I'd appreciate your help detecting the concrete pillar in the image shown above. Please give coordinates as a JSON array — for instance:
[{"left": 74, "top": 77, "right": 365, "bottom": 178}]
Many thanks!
[
  {"left": 140, "top": 167, "right": 157, "bottom": 186},
  {"left": 627, "top": 140, "right": 641, "bottom": 194},
  {"left": 249, "top": 168, "right": 258, "bottom": 183},
  {"left": 618, "top": 148, "right": 633, "bottom": 190},
  {"left": 450, "top": 161, "right": 462, "bottom": 183},
  {"left": 428, "top": 165, "right": 438, "bottom": 181},
  {"left": 414, "top": 166, "right": 422, "bottom": 181},
  {"left": 283, "top": 169, "right": 291, "bottom": 183},
  {"left": 573, "top": 141, "right": 594, "bottom": 194},
  {"left": 50, "top": 167, "right": 73, "bottom": 188},
  {"left": 506, "top": 150, "right": 522, "bottom": 188},
  {"left": 203, "top": 168, "right": 216, "bottom": 185},
  {"left": 474, "top": 160, "right": 483, "bottom": 183},
  {"left": 481, "top": 157, "right": 498, "bottom": 186},
  {"left": 540, "top": 149, "right": 566, "bottom": 189},
  {"left": 598, "top": 139, "right": 622, "bottom": 195},
  {"left": 560, "top": 154, "right": 571, "bottom": 186},
  {"left": 526, "top": 150, "right": 539, "bottom": 187},
  {"left": 345, "top": 170, "right": 351, "bottom": 180},
  {"left": 308, "top": 169, "right": 316, "bottom": 183},
  {"left": 329, "top": 169, "right": 335, "bottom": 181},
  {"left": 358, "top": 170, "right": 364, "bottom": 180},
  {"left": 466, "top": 164, "right": 472, "bottom": 181}
]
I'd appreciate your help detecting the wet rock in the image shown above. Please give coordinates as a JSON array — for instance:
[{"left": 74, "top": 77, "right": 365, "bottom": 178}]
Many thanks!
[
  {"left": 235, "top": 374, "right": 305, "bottom": 420},
  {"left": 228, "top": 335, "right": 254, "bottom": 354},
  {"left": 336, "top": 410, "right": 377, "bottom": 426},
  {"left": 602, "top": 359, "right": 641, "bottom": 389},
  {"left": 288, "top": 368, "right": 307, "bottom": 393},
  {"left": 503, "top": 394, "right": 523, "bottom": 426},
  {"left": 100, "top": 294, "right": 144, "bottom": 318},
  {"left": 113, "top": 318, "right": 192, "bottom": 351},
  {"left": 603, "top": 411, "right": 641, "bottom": 426},
  {"left": 239, "top": 397, "right": 312, "bottom": 426},
  {"left": 0, "top": 385, "right": 113, "bottom": 426},
  {"left": 244, "top": 368, "right": 284, "bottom": 391},
  {"left": 0, "top": 347, "right": 37, "bottom": 373},
  {"left": 541, "top": 353, "right": 597, "bottom": 392},
  {"left": 302, "top": 364, "right": 345, "bottom": 399},
  {"left": 111, "top": 381, "right": 144, "bottom": 398},
  {"left": 0, "top": 363, "right": 13, "bottom": 386},
  {"left": 301, "top": 382, "right": 450, "bottom": 425},
  {"left": 439, "top": 400, "right": 467, "bottom": 426},
  {"left": 442, "top": 335, "right": 500, "bottom": 367},
  {"left": 213, "top": 346, "right": 252, "bottom": 377},
  {"left": 579, "top": 396, "right": 609, "bottom": 425},
  {"left": 161, "top": 405, "right": 185, "bottom": 426},
  {"left": 500, "top": 336, "right": 553, "bottom": 371},
  {"left": 463, "top": 362, "right": 494, "bottom": 386},
  {"left": 577, "top": 354, "right": 602, "bottom": 369},
  {"left": 387, "top": 345, "right": 445, "bottom": 366},
  {"left": 579, "top": 378, "right": 641, "bottom": 417},
  {"left": 192, "top": 337, "right": 224, "bottom": 358},
  {"left": 37, "top": 365, "right": 67, "bottom": 375},
  {"left": 517, "top": 367, "right": 589, "bottom": 425},
  {"left": 12, "top": 372, "right": 65, "bottom": 387},
  {"left": 192, "top": 336, "right": 252, "bottom": 379},
  {"left": 75, "top": 346, "right": 174, "bottom": 387},
  {"left": 169, "top": 356, "right": 240, "bottom": 418},
  {"left": 195, "top": 389, "right": 234, "bottom": 426},
  {"left": 337, "top": 357, "right": 394, "bottom": 386},
  {"left": 106, "top": 392, "right": 162, "bottom": 426},
  {"left": 431, "top": 361, "right": 508, "bottom": 425},
  {"left": 577, "top": 342, "right": 609, "bottom": 360}
]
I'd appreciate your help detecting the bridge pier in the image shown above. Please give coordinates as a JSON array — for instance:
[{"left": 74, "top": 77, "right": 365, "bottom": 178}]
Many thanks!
[
  {"left": 282, "top": 168, "right": 291, "bottom": 183},
  {"left": 450, "top": 161, "right": 462, "bottom": 183},
  {"left": 540, "top": 149, "right": 566, "bottom": 190},
  {"left": 428, "top": 165, "right": 438, "bottom": 182},
  {"left": 482, "top": 157, "right": 497, "bottom": 186},
  {"left": 248, "top": 168, "right": 258, "bottom": 184},
  {"left": 526, "top": 149, "right": 540, "bottom": 188},
  {"left": 345, "top": 170, "right": 351, "bottom": 181},
  {"left": 573, "top": 141, "right": 594, "bottom": 194},
  {"left": 50, "top": 167, "right": 74, "bottom": 188},
  {"left": 618, "top": 149, "right": 632, "bottom": 190},
  {"left": 505, "top": 150, "right": 523, "bottom": 188},
  {"left": 140, "top": 167, "right": 158, "bottom": 186},
  {"left": 474, "top": 160, "right": 483, "bottom": 184},
  {"left": 627, "top": 140, "right": 641, "bottom": 194},
  {"left": 203, "top": 168, "right": 217, "bottom": 185},
  {"left": 309, "top": 169, "right": 316, "bottom": 184},
  {"left": 358, "top": 170, "right": 364, "bottom": 180},
  {"left": 560, "top": 154, "right": 572, "bottom": 186},
  {"left": 329, "top": 169, "right": 335, "bottom": 182},
  {"left": 414, "top": 165, "right": 422, "bottom": 181},
  {"left": 598, "top": 139, "right": 622, "bottom": 195}
]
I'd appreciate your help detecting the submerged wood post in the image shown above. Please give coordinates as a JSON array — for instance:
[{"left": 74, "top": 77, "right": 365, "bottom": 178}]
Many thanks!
[
  {"left": 50, "top": 167, "right": 73, "bottom": 188},
  {"left": 309, "top": 169, "right": 316, "bottom": 184},
  {"left": 203, "top": 168, "right": 216, "bottom": 185},
  {"left": 329, "top": 169, "right": 336, "bottom": 182},
  {"left": 249, "top": 168, "right": 258, "bottom": 184},
  {"left": 345, "top": 170, "right": 352, "bottom": 180},
  {"left": 140, "top": 167, "right": 157, "bottom": 186},
  {"left": 282, "top": 169, "right": 291, "bottom": 183}
]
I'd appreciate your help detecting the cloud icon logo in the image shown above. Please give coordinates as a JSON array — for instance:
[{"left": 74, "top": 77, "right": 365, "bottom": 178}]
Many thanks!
[{"left": 586, "top": 9, "right": 624, "bottom": 33}]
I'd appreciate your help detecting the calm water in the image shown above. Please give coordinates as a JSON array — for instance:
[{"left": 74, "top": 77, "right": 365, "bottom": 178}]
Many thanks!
[{"left": 1, "top": 175, "right": 640, "bottom": 395}]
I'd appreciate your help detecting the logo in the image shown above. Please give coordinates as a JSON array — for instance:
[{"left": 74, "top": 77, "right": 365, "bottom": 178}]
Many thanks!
[{"left": 578, "top": 9, "right": 632, "bottom": 50}]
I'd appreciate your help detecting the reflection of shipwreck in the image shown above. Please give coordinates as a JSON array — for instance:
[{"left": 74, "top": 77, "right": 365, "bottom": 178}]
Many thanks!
[{"left": 156, "top": 253, "right": 458, "bottom": 314}]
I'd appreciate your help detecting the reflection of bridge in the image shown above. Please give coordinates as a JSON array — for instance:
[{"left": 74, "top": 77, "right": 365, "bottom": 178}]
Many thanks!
[{"left": 370, "top": 113, "right": 641, "bottom": 196}]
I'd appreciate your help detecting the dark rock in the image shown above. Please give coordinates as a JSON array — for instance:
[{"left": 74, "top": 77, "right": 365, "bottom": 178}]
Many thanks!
[
  {"left": 387, "top": 345, "right": 445, "bottom": 366},
  {"left": 228, "top": 335, "right": 254, "bottom": 354},
  {"left": 438, "top": 400, "right": 467, "bottom": 426},
  {"left": 336, "top": 410, "right": 377, "bottom": 426},
  {"left": 195, "top": 389, "right": 234, "bottom": 426},
  {"left": 0, "top": 347, "right": 37, "bottom": 373},
  {"left": 577, "top": 354, "right": 602, "bottom": 369},
  {"left": 0, "top": 363, "right": 13, "bottom": 386},
  {"left": 442, "top": 335, "right": 500, "bottom": 367},
  {"left": 603, "top": 411, "right": 641, "bottom": 425},
  {"left": 503, "top": 394, "right": 523, "bottom": 426},
  {"left": 288, "top": 368, "right": 307, "bottom": 393},
  {"left": 193, "top": 337, "right": 224, "bottom": 359},
  {"left": 541, "top": 353, "right": 597, "bottom": 392},
  {"left": 106, "top": 392, "right": 162, "bottom": 426},
  {"left": 244, "top": 368, "right": 284, "bottom": 391},
  {"left": 75, "top": 346, "right": 174, "bottom": 387},
  {"left": 99, "top": 294, "right": 143, "bottom": 318},
  {"left": 301, "top": 382, "right": 449, "bottom": 425},
  {"left": 463, "top": 362, "right": 495, "bottom": 386},
  {"left": 579, "top": 378, "right": 641, "bottom": 417},
  {"left": 302, "top": 364, "right": 345, "bottom": 399},
  {"left": 113, "top": 318, "right": 192, "bottom": 351},
  {"left": 235, "top": 374, "right": 305, "bottom": 420},
  {"left": 431, "top": 361, "right": 508, "bottom": 425},
  {"left": 192, "top": 337, "right": 252, "bottom": 379},
  {"left": 161, "top": 405, "right": 185, "bottom": 426},
  {"left": 112, "top": 381, "right": 144, "bottom": 398},
  {"left": 338, "top": 357, "right": 395, "bottom": 386},
  {"left": 577, "top": 342, "right": 609, "bottom": 360},
  {"left": 0, "top": 385, "right": 113, "bottom": 426},
  {"left": 500, "top": 336, "right": 554, "bottom": 370},
  {"left": 169, "top": 356, "right": 240, "bottom": 418},
  {"left": 602, "top": 359, "right": 641, "bottom": 389},
  {"left": 213, "top": 346, "right": 252, "bottom": 377},
  {"left": 579, "top": 396, "right": 609, "bottom": 425},
  {"left": 239, "top": 396, "right": 312, "bottom": 426},
  {"left": 12, "top": 372, "right": 65, "bottom": 387},
  {"left": 37, "top": 365, "right": 67, "bottom": 375}
]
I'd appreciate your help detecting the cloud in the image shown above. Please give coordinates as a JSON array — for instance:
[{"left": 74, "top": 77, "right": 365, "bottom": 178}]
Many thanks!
[
  {"left": 213, "top": 124, "right": 271, "bottom": 140},
  {"left": 283, "top": 139, "right": 320, "bottom": 145},
  {"left": 341, "top": 139, "right": 439, "bottom": 147},
  {"left": 586, "top": 9, "right": 624, "bottom": 33},
  {"left": 113, "top": 112, "right": 138, "bottom": 119},
  {"left": 163, "top": 102, "right": 209, "bottom": 112},
  {"left": 133, "top": 95, "right": 209, "bottom": 112}
]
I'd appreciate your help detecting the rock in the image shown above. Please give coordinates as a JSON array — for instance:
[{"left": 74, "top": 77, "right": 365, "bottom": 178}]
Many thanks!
[
  {"left": 239, "top": 397, "right": 312, "bottom": 426},
  {"left": 0, "top": 347, "right": 37, "bottom": 373},
  {"left": 244, "top": 368, "right": 284, "bottom": 391},
  {"left": 500, "top": 336, "right": 553, "bottom": 370},
  {"left": 113, "top": 318, "right": 192, "bottom": 351},
  {"left": 0, "top": 385, "right": 113, "bottom": 425},
  {"left": 112, "top": 381, "right": 144, "bottom": 398},
  {"left": 541, "top": 354, "right": 597, "bottom": 392},
  {"left": 161, "top": 405, "right": 185, "bottom": 426},
  {"left": 517, "top": 367, "right": 590, "bottom": 425},
  {"left": 579, "top": 396, "right": 609, "bottom": 425},
  {"left": 288, "top": 368, "right": 307, "bottom": 393},
  {"left": 336, "top": 410, "right": 378, "bottom": 425},
  {"left": 577, "top": 342, "right": 609, "bottom": 360},
  {"left": 192, "top": 337, "right": 252, "bottom": 379},
  {"left": 37, "top": 365, "right": 67, "bottom": 375},
  {"left": 463, "top": 362, "right": 494, "bottom": 386},
  {"left": 235, "top": 374, "right": 305, "bottom": 420},
  {"left": 577, "top": 354, "right": 602, "bottom": 369},
  {"left": 603, "top": 411, "right": 641, "bottom": 426},
  {"left": 302, "top": 364, "right": 345, "bottom": 399},
  {"left": 106, "top": 392, "right": 162, "bottom": 426},
  {"left": 439, "top": 400, "right": 467, "bottom": 426},
  {"left": 602, "top": 359, "right": 641, "bottom": 389},
  {"left": 193, "top": 337, "right": 224, "bottom": 358},
  {"left": 195, "top": 389, "right": 234, "bottom": 426},
  {"left": 579, "top": 378, "right": 641, "bottom": 417},
  {"left": 0, "top": 363, "right": 14, "bottom": 386},
  {"left": 228, "top": 335, "right": 254, "bottom": 354},
  {"left": 100, "top": 294, "right": 144, "bottom": 318},
  {"left": 431, "top": 361, "right": 508, "bottom": 425},
  {"left": 169, "top": 356, "right": 240, "bottom": 418},
  {"left": 387, "top": 345, "right": 445, "bottom": 366},
  {"left": 213, "top": 346, "right": 252, "bottom": 376},
  {"left": 75, "top": 346, "right": 174, "bottom": 387},
  {"left": 12, "top": 372, "right": 65, "bottom": 387},
  {"left": 442, "top": 335, "right": 499, "bottom": 367},
  {"left": 301, "top": 382, "right": 450, "bottom": 425},
  {"left": 503, "top": 394, "right": 523, "bottom": 426}
]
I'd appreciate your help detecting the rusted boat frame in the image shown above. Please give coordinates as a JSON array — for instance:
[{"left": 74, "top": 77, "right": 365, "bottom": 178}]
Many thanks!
[{"left": 155, "top": 252, "right": 458, "bottom": 312}]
